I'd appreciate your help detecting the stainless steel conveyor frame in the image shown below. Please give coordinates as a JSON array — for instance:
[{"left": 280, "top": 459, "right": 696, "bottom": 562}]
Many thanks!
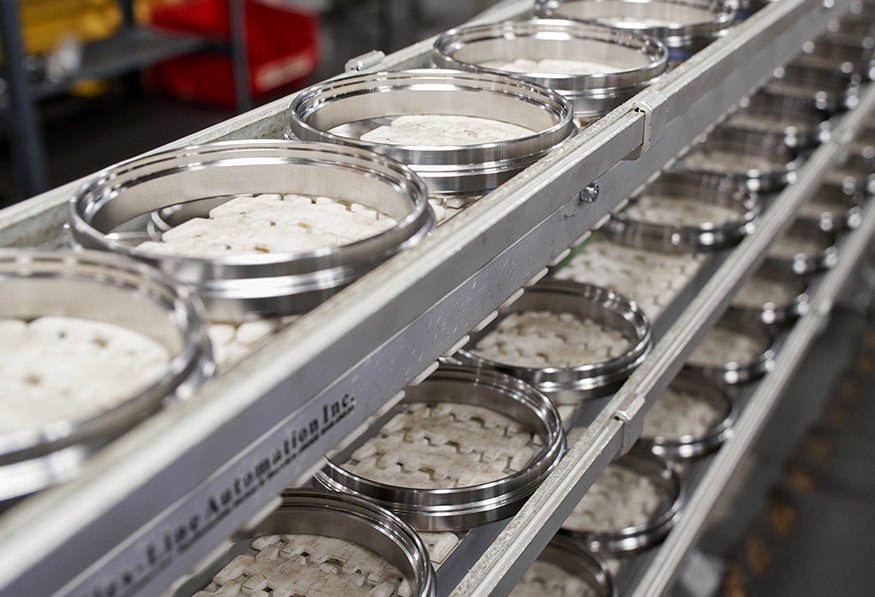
[{"left": 0, "top": 0, "right": 872, "bottom": 595}]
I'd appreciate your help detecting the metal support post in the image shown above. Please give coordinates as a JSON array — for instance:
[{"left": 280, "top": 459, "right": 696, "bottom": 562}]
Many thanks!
[
  {"left": 0, "top": 0, "right": 50, "bottom": 199},
  {"left": 229, "top": 0, "right": 252, "bottom": 112}
]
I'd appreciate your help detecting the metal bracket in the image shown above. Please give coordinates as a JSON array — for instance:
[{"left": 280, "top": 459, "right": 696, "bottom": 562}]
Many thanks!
[
  {"left": 626, "top": 89, "right": 670, "bottom": 159},
  {"left": 612, "top": 392, "right": 647, "bottom": 455},
  {"left": 345, "top": 50, "right": 387, "bottom": 73}
]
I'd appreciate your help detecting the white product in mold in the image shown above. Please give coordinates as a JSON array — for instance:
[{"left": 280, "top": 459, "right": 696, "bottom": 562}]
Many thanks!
[
  {"left": 0, "top": 316, "right": 170, "bottom": 435},
  {"left": 194, "top": 534, "right": 411, "bottom": 597},
  {"left": 642, "top": 385, "right": 723, "bottom": 440},
  {"left": 136, "top": 194, "right": 398, "bottom": 259},
  {"left": 359, "top": 115, "right": 535, "bottom": 146},
  {"left": 471, "top": 311, "right": 630, "bottom": 369},
  {"left": 341, "top": 402, "right": 539, "bottom": 489},
  {"left": 564, "top": 463, "right": 663, "bottom": 532}
]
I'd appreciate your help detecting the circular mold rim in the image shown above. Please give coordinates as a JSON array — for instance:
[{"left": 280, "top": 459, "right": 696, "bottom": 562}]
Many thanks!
[
  {"left": 728, "top": 264, "right": 811, "bottom": 327},
  {"left": 525, "top": 534, "right": 619, "bottom": 597},
  {"left": 796, "top": 182, "right": 864, "bottom": 233},
  {"left": 683, "top": 312, "right": 777, "bottom": 386},
  {"left": 724, "top": 92, "right": 832, "bottom": 149},
  {"left": 432, "top": 19, "right": 669, "bottom": 118},
  {"left": 604, "top": 171, "right": 760, "bottom": 253},
  {"left": 0, "top": 249, "right": 213, "bottom": 502},
  {"left": 315, "top": 365, "right": 567, "bottom": 532},
  {"left": 764, "top": 65, "right": 861, "bottom": 113},
  {"left": 669, "top": 128, "right": 802, "bottom": 194},
  {"left": 286, "top": 69, "right": 577, "bottom": 198},
  {"left": 68, "top": 140, "right": 435, "bottom": 321},
  {"left": 558, "top": 448, "right": 686, "bottom": 555},
  {"left": 534, "top": 0, "right": 736, "bottom": 56},
  {"left": 456, "top": 279, "right": 653, "bottom": 404},
  {"left": 763, "top": 218, "right": 839, "bottom": 277},
  {"left": 638, "top": 370, "right": 737, "bottom": 460},
  {"left": 208, "top": 489, "right": 439, "bottom": 597}
]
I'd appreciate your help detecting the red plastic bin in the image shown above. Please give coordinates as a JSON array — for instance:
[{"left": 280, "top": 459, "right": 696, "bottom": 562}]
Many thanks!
[{"left": 150, "top": 0, "right": 319, "bottom": 108}]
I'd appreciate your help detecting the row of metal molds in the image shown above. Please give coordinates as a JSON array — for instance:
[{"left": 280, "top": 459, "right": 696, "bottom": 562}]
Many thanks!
[{"left": 3, "top": 5, "right": 874, "bottom": 597}]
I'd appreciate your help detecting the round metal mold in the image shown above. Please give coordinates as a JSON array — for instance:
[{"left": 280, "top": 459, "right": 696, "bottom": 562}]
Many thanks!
[
  {"left": 797, "top": 183, "right": 864, "bottom": 233},
  {"left": 174, "top": 489, "right": 437, "bottom": 597},
  {"left": 558, "top": 448, "right": 685, "bottom": 555},
  {"left": 516, "top": 535, "right": 618, "bottom": 597},
  {"left": 0, "top": 249, "right": 213, "bottom": 503},
  {"left": 763, "top": 218, "right": 839, "bottom": 276},
  {"left": 724, "top": 93, "right": 831, "bottom": 149},
  {"left": 728, "top": 265, "right": 810, "bottom": 327},
  {"left": 68, "top": 140, "right": 435, "bottom": 321},
  {"left": 792, "top": 40, "right": 875, "bottom": 81},
  {"left": 670, "top": 128, "right": 801, "bottom": 194},
  {"left": 316, "top": 365, "right": 566, "bottom": 531},
  {"left": 603, "top": 172, "right": 759, "bottom": 253},
  {"left": 639, "top": 370, "right": 736, "bottom": 460},
  {"left": 764, "top": 65, "right": 861, "bottom": 113},
  {"left": 286, "top": 69, "right": 576, "bottom": 198},
  {"left": 432, "top": 20, "right": 669, "bottom": 119},
  {"left": 823, "top": 152, "right": 875, "bottom": 196},
  {"left": 456, "top": 280, "right": 652, "bottom": 404},
  {"left": 683, "top": 312, "right": 777, "bottom": 386},
  {"left": 534, "top": 0, "right": 736, "bottom": 61}
]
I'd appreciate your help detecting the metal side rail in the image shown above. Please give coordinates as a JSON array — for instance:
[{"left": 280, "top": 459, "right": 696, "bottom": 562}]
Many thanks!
[
  {"left": 449, "top": 78, "right": 875, "bottom": 597},
  {"left": 627, "top": 155, "right": 875, "bottom": 597},
  {"left": 0, "top": 2, "right": 859, "bottom": 597}
]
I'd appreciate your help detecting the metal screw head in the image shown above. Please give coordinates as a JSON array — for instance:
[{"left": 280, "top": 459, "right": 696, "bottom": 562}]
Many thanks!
[{"left": 578, "top": 183, "right": 600, "bottom": 204}]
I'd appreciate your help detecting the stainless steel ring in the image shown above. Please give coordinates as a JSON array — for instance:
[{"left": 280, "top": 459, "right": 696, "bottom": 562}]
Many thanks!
[
  {"left": 792, "top": 40, "right": 875, "bottom": 81},
  {"left": 603, "top": 172, "right": 759, "bottom": 253},
  {"left": 68, "top": 140, "right": 435, "bottom": 321},
  {"left": 525, "top": 535, "right": 618, "bottom": 596},
  {"left": 315, "top": 365, "right": 566, "bottom": 531},
  {"left": 638, "top": 370, "right": 737, "bottom": 460},
  {"left": 432, "top": 20, "right": 668, "bottom": 118},
  {"left": 684, "top": 312, "right": 777, "bottom": 386},
  {"left": 173, "top": 489, "right": 437, "bottom": 597},
  {"left": 798, "top": 183, "right": 864, "bottom": 233},
  {"left": 724, "top": 93, "right": 832, "bottom": 149},
  {"left": 670, "top": 128, "right": 801, "bottom": 194},
  {"left": 763, "top": 218, "right": 839, "bottom": 276},
  {"left": 534, "top": 0, "right": 736, "bottom": 60},
  {"left": 0, "top": 249, "right": 213, "bottom": 503},
  {"left": 825, "top": 152, "right": 875, "bottom": 196},
  {"left": 456, "top": 280, "right": 652, "bottom": 404},
  {"left": 286, "top": 69, "right": 577, "bottom": 198},
  {"left": 728, "top": 266, "right": 810, "bottom": 327},
  {"left": 764, "top": 65, "right": 861, "bottom": 113},
  {"left": 559, "top": 448, "right": 685, "bottom": 554}
]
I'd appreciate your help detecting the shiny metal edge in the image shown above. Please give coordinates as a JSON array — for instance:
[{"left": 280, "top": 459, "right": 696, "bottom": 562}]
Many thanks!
[
  {"left": 432, "top": 20, "right": 669, "bottom": 118},
  {"left": 313, "top": 365, "right": 566, "bottom": 532},
  {"left": 603, "top": 172, "right": 760, "bottom": 253},
  {"left": 456, "top": 280, "right": 653, "bottom": 403},
  {"left": 558, "top": 449, "right": 686, "bottom": 555},
  {"left": 637, "top": 370, "right": 737, "bottom": 460}
]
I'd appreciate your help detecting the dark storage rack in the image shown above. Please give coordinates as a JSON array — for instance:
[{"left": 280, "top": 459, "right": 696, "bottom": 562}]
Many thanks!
[{"left": 0, "top": 0, "right": 251, "bottom": 199}]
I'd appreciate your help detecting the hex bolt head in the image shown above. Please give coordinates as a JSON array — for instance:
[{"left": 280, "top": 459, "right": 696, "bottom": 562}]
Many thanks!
[{"left": 578, "top": 183, "right": 600, "bottom": 204}]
